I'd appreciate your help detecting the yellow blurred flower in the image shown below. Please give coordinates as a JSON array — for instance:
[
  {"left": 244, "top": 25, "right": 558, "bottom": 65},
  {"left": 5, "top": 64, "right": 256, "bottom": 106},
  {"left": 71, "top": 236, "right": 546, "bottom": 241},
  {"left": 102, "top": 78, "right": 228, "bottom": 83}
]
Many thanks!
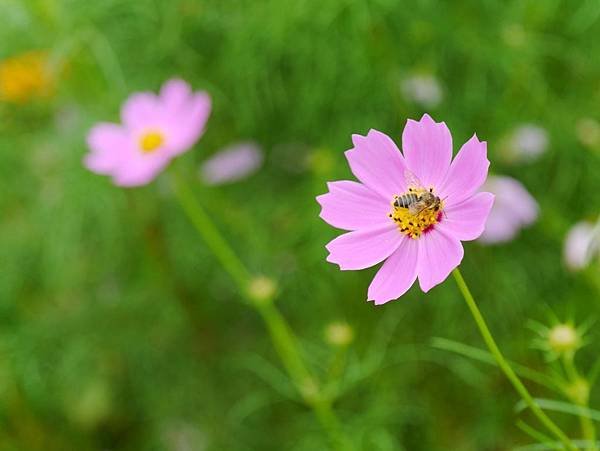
[{"left": 0, "top": 51, "right": 54, "bottom": 103}]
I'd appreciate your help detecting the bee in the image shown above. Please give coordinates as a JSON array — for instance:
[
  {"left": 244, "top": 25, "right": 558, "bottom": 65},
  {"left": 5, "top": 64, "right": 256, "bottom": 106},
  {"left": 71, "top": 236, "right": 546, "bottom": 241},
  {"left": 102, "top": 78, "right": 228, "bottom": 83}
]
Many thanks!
[{"left": 393, "top": 170, "right": 442, "bottom": 216}]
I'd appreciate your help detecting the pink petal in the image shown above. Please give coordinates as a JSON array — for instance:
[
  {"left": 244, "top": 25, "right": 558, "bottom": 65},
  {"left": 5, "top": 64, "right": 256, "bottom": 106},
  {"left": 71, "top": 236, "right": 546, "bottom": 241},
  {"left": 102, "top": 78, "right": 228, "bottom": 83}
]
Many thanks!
[
  {"left": 165, "top": 92, "right": 212, "bottom": 155},
  {"left": 402, "top": 114, "right": 452, "bottom": 189},
  {"left": 478, "top": 208, "right": 521, "bottom": 243},
  {"left": 317, "top": 181, "right": 392, "bottom": 231},
  {"left": 344, "top": 129, "right": 407, "bottom": 200},
  {"left": 200, "top": 142, "right": 263, "bottom": 185},
  {"left": 160, "top": 78, "right": 192, "bottom": 115},
  {"left": 417, "top": 228, "right": 464, "bottom": 292},
  {"left": 437, "top": 192, "right": 494, "bottom": 241},
  {"left": 112, "top": 153, "right": 171, "bottom": 187},
  {"left": 368, "top": 237, "right": 419, "bottom": 305},
  {"left": 121, "top": 92, "right": 162, "bottom": 128},
  {"left": 326, "top": 223, "right": 403, "bottom": 270},
  {"left": 439, "top": 135, "right": 489, "bottom": 206},
  {"left": 478, "top": 176, "right": 538, "bottom": 244},
  {"left": 84, "top": 123, "right": 129, "bottom": 174}
]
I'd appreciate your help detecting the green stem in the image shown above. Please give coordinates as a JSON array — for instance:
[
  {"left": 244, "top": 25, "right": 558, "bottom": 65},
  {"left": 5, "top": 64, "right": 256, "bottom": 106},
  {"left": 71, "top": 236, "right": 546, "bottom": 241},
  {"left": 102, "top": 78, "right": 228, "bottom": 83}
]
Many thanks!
[
  {"left": 452, "top": 269, "right": 577, "bottom": 451},
  {"left": 563, "top": 355, "right": 597, "bottom": 451},
  {"left": 171, "top": 171, "right": 251, "bottom": 291},
  {"left": 256, "top": 301, "right": 348, "bottom": 450},
  {"left": 170, "top": 171, "right": 350, "bottom": 451}
]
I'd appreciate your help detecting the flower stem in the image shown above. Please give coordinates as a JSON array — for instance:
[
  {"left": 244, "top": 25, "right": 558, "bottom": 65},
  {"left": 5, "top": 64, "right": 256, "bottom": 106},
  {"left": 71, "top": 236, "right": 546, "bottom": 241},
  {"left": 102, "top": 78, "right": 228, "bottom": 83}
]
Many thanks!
[
  {"left": 170, "top": 171, "right": 251, "bottom": 290},
  {"left": 255, "top": 301, "right": 349, "bottom": 450},
  {"left": 452, "top": 268, "right": 577, "bottom": 451},
  {"left": 562, "top": 355, "right": 597, "bottom": 451},
  {"left": 170, "top": 171, "right": 350, "bottom": 451}
]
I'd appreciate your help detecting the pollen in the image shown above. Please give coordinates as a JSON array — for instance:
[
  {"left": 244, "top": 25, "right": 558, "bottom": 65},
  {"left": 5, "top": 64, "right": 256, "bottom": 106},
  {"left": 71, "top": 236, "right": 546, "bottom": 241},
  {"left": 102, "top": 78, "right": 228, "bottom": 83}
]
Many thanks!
[
  {"left": 389, "top": 188, "right": 443, "bottom": 239},
  {"left": 139, "top": 131, "right": 164, "bottom": 153}
]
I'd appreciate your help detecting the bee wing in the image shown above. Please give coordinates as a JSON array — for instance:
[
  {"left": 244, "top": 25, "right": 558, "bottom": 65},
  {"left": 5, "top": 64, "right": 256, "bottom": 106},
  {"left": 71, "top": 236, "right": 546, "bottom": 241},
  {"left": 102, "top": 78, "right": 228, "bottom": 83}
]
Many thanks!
[
  {"left": 404, "top": 169, "right": 424, "bottom": 190},
  {"left": 408, "top": 201, "right": 427, "bottom": 216}
]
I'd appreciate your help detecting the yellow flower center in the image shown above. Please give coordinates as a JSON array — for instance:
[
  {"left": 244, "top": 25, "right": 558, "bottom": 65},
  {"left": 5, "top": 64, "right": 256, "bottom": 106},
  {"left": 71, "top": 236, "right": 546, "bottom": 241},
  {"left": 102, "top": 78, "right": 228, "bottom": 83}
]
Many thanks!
[
  {"left": 139, "top": 131, "right": 164, "bottom": 153},
  {"left": 389, "top": 187, "right": 443, "bottom": 239}
]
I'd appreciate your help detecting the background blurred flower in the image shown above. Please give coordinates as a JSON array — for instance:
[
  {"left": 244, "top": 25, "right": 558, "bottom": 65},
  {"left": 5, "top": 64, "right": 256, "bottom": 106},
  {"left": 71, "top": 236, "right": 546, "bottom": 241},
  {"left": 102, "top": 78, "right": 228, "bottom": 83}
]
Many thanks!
[
  {"left": 564, "top": 220, "right": 600, "bottom": 271},
  {"left": 318, "top": 114, "right": 493, "bottom": 304},
  {"left": 530, "top": 319, "right": 587, "bottom": 360},
  {"left": 324, "top": 322, "right": 354, "bottom": 347},
  {"left": 501, "top": 23, "right": 527, "bottom": 47},
  {"left": 0, "top": 50, "right": 54, "bottom": 103},
  {"left": 548, "top": 324, "right": 580, "bottom": 354},
  {"left": 478, "top": 175, "right": 538, "bottom": 244},
  {"left": 199, "top": 142, "right": 263, "bottom": 185},
  {"left": 247, "top": 275, "right": 277, "bottom": 304},
  {"left": 576, "top": 117, "right": 600, "bottom": 150},
  {"left": 84, "top": 78, "right": 211, "bottom": 187},
  {"left": 501, "top": 124, "right": 549, "bottom": 163},
  {"left": 400, "top": 74, "right": 443, "bottom": 109}
]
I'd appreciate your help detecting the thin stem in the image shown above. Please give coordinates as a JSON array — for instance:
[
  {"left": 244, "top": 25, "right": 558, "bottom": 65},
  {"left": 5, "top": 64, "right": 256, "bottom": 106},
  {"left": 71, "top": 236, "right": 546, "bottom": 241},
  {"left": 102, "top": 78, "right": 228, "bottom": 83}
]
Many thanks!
[
  {"left": 170, "top": 171, "right": 350, "bottom": 451},
  {"left": 255, "top": 301, "right": 350, "bottom": 450},
  {"left": 452, "top": 268, "right": 577, "bottom": 451},
  {"left": 562, "top": 355, "right": 597, "bottom": 451},
  {"left": 578, "top": 400, "right": 597, "bottom": 450},
  {"left": 171, "top": 170, "right": 251, "bottom": 291}
]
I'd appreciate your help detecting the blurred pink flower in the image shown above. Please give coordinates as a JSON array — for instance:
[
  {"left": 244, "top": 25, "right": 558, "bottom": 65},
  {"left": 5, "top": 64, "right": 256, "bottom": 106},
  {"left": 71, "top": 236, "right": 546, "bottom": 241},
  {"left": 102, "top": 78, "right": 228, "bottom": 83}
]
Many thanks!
[
  {"left": 84, "top": 78, "right": 211, "bottom": 187},
  {"left": 564, "top": 221, "right": 599, "bottom": 271},
  {"left": 478, "top": 176, "right": 538, "bottom": 244},
  {"left": 200, "top": 142, "right": 263, "bottom": 185},
  {"left": 317, "top": 114, "right": 494, "bottom": 305}
]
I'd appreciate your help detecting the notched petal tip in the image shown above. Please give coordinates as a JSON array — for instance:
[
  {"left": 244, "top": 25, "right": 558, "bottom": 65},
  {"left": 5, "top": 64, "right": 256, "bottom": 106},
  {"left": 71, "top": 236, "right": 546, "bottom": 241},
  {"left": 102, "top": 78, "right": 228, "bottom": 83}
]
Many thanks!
[
  {"left": 315, "top": 192, "right": 328, "bottom": 207},
  {"left": 420, "top": 113, "right": 434, "bottom": 123},
  {"left": 371, "top": 296, "right": 395, "bottom": 305},
  {"left": 366, "top": 128, "right": 386, "bottom": 138},
  {"left": 325, "top": 252, "right": 345, "bottom": 270},
  {"left": 418, "top": 113, "right": 447, "bottom": 128},
  {"left": 350, "top": 133, "right": 367, "bottom": 147}
]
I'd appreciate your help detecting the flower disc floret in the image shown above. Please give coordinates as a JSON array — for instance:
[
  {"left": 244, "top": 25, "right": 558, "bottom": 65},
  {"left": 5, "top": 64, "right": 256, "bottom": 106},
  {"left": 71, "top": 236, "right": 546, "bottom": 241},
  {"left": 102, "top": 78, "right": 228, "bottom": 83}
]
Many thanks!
[
  {"left": 389, "top": 188, "right": 443, "bottom": 239},
  {"left": 139, "top": 130, "right": 165, "bottom": 153}
]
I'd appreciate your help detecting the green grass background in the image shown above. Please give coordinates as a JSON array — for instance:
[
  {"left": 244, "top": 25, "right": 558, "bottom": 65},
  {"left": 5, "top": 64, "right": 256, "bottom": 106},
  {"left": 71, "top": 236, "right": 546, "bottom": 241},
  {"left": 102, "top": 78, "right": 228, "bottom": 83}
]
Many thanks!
[{"left": 1, "top": 0, "right": 600, "bottom": 449}]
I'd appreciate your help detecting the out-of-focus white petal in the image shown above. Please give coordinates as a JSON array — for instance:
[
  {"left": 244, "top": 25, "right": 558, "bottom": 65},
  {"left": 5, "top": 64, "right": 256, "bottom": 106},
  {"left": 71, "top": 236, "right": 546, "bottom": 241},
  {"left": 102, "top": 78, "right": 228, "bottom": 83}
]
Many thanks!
[
  {"left": 501, "top": 124, "right": 549, "bottom": 163},
  {"left": 564, "top": 221, "right": 600, "bottom": 271},
  {"left": 400, "top": 74, "right": 443, "bottom": 109}
]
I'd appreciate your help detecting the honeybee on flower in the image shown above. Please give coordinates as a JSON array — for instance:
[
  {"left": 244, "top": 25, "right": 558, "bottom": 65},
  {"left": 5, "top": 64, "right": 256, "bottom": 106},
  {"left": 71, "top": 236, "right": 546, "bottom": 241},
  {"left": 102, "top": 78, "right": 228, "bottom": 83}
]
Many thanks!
[{"left": 317, "top": 114, "right": 494, "bottom": 304}]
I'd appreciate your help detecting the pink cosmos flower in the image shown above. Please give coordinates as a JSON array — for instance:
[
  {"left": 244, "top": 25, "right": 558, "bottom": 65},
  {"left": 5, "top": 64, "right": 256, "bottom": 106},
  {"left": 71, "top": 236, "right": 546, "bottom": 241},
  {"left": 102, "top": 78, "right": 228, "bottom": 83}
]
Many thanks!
[
  {"left": 84, "top": 78, "right": 211, "bottom": 187},
  {"left": 317, "top": 114, "right": 494, "bottom": 305},
  {"left": 478, "top": 176, "right": 538, "bottom": 244}
]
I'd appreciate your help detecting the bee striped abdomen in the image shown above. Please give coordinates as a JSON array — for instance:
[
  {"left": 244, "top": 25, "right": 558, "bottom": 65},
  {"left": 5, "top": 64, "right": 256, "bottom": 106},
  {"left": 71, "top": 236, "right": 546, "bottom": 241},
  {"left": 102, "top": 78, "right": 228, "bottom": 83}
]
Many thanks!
[{"left": 394, "top": 193, "right": 420, "bottom": 208}]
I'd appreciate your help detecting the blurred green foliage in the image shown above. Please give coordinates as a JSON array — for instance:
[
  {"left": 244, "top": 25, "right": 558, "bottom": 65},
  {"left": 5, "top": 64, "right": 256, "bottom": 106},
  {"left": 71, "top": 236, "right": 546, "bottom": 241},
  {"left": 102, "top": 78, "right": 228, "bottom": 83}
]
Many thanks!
[{"left": 1, "top": 0, "right": 600, "bottom": 450}]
